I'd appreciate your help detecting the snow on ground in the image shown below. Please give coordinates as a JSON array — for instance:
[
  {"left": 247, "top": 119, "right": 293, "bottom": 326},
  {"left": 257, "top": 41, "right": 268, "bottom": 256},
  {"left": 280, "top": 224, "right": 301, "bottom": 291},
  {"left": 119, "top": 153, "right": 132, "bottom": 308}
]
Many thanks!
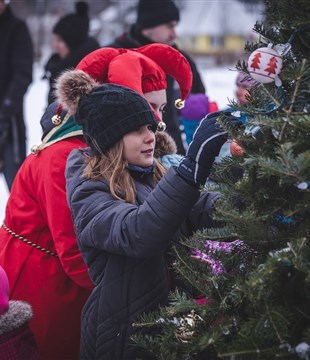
[{"left": 0, "top": 62, "right": 237, "bottom": 221}]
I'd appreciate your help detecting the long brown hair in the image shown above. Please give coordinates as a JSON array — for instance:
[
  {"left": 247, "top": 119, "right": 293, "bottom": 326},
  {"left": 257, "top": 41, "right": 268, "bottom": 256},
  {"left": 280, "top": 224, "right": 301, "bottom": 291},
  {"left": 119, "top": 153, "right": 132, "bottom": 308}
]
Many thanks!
[{"left": 83, "top": 139, "right": 167, "bottom": 203}]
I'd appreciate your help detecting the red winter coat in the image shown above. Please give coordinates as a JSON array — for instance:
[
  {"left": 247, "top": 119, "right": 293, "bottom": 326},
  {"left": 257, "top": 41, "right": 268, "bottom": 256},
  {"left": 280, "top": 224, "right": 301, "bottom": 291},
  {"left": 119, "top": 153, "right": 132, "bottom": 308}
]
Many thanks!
[{"left": 0, "top": 137, "right": 93, "bottom": 360}]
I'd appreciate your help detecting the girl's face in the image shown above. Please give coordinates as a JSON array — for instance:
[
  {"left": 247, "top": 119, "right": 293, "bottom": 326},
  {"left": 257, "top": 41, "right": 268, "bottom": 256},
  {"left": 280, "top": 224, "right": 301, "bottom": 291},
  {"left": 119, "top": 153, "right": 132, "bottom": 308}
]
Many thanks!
[
  {"left": 144, "top": 89, "right": 167, "bottom": 120},
  {"left": 123, "top": 125, "right": 156, "bottom": 167}
]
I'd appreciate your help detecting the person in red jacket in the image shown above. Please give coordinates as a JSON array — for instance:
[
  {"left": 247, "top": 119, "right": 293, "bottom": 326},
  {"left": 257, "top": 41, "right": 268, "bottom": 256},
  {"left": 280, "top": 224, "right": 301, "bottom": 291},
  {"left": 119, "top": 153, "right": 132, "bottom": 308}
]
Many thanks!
[{"left": 0, "top": 101, "right": 92, "bottom": 360}]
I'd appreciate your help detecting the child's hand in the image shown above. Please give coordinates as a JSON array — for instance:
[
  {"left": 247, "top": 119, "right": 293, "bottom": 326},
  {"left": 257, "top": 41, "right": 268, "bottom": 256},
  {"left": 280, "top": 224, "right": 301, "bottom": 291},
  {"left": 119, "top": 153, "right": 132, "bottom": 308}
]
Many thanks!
[{"left": 177, "top": 112, "right": 241, "bottom": 186}]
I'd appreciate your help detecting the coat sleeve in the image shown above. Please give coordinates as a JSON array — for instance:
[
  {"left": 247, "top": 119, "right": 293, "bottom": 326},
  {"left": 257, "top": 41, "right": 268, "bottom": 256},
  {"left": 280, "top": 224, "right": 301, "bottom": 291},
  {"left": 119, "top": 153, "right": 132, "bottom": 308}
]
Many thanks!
[
  {"left": 2, "top": 20, "right": 33, "bottom": 115},
  {"left": 39, "top": 145, "right": 93, "bottom": 289},
  {"left": 68, "top": 167, "right": 201, "bottom": 258}
]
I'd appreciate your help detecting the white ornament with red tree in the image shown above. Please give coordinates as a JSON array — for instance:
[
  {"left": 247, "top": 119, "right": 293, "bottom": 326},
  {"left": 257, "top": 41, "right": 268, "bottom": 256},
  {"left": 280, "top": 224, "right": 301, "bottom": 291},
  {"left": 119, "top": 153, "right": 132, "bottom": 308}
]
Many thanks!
[{"left": 247, "top": 44, "right": 283, "bottom": 86}]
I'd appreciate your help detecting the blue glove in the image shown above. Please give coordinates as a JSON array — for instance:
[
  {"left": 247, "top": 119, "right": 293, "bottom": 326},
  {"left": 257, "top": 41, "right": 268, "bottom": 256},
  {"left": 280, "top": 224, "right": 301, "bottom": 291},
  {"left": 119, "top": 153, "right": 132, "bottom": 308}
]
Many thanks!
[{"left": 177, "top": 112, "right": 240, "bottom": 186}]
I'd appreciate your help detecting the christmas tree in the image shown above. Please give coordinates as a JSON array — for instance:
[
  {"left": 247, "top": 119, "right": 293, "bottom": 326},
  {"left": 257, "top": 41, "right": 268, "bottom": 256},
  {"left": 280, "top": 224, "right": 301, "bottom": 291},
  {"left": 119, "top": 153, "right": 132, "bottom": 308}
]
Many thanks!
[{"left": 133, "top": 0, "right": 310, "bottom": 359}]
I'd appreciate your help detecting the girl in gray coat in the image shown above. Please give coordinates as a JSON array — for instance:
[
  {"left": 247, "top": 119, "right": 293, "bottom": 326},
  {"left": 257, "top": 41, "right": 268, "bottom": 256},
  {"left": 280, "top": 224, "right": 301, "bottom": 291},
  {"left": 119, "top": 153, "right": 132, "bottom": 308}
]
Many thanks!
[{"left": 56, "top": 69, "right": 236, "bottom": 359}]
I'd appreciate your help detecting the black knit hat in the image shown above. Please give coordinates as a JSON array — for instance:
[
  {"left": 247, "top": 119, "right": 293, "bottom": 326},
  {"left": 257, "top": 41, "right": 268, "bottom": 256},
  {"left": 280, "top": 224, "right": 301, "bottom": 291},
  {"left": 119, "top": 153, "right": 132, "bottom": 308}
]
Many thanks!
[
  {"left": 136, "top": 0, "right": 180, "bottom": 30},
  {"left": 74, "top": 84, "right": 158, "bottom": 154},
  {"left": 53, "top": 1, "right": 89, "bottom": 50}
]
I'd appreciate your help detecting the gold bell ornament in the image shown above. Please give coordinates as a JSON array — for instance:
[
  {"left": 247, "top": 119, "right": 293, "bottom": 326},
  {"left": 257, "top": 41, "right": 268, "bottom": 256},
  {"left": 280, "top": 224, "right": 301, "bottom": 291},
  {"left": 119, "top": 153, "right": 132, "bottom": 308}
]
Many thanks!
[
  {"left": 157, "top": 121, "right": 166, "bottom": 132},
  {"left": 51, "top": 114, "right": 62, "bottom": 126},
  {"left": 51, "top": 104, "right": 64, "bottom": 126},
  {"left": 175, "top": 98, "right": 185, "bottom": 109}
]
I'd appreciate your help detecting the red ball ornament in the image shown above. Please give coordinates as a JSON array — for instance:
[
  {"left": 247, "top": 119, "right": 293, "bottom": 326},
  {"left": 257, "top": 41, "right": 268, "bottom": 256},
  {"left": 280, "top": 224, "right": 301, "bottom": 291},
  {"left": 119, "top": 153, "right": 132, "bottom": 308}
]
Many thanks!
[
  {"left": 247, "top": 46, "right": 283, "bottom": 84},
  {"left": 230, "top": 140, "right": 245, "bottom": 157}
]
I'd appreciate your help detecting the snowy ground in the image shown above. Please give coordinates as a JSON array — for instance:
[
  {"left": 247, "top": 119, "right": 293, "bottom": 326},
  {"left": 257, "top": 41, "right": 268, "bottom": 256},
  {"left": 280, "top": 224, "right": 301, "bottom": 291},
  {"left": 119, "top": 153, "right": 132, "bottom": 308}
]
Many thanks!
[{"left": 0, "top": 62, "right": 237, "bottom": 221}]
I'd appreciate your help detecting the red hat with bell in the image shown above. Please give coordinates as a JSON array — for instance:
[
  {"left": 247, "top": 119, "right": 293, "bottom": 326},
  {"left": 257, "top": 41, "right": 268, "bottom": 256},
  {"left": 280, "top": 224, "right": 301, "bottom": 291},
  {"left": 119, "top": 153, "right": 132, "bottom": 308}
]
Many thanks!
[{"left": 74, "top": 44, "right": 193, "bottom": 130}]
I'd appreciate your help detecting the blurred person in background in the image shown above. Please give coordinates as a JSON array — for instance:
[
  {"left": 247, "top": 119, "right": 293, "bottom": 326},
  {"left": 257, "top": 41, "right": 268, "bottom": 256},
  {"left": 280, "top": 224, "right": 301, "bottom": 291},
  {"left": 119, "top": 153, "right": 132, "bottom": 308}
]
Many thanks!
[
  {"left": 234, "top": 70, "right": 256, "bottom": 108},
  {"left": 0, "top": 0, "right": 33, "bottom": 191},
  {"left": 108, "top": 0, "right": 206, "bottom": 155},
  {"left": 180, "top": 93, "right": 219, "bottom": 145},
  {"left": 43, "top": 1, "right": 99, "bottom": 105}
]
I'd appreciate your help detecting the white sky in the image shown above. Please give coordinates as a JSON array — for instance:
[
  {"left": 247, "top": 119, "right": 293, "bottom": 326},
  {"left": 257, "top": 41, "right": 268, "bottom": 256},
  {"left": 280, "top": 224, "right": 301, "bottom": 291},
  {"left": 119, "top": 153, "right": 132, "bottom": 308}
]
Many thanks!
[{"left": 0, "top": 62, "right": 238, "bottom": 220}]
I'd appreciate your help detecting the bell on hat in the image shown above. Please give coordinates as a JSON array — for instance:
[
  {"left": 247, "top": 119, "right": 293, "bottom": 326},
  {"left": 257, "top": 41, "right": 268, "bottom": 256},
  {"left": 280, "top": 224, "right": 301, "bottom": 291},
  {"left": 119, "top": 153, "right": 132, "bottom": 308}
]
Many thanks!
[{"left": 0, "top": 266, "right": 10, "bottom": 316}]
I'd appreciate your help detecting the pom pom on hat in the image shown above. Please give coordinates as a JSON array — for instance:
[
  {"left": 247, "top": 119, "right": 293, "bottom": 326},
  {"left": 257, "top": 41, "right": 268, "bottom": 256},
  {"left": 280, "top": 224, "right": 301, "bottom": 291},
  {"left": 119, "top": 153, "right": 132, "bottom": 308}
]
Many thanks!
[
  {"left": 0, "top": 266, "right": 9, "bottom": 316},
  {"left": 53, "top": 1, "right": 89, "bottom": 50},
  {"left": 136, "top": 0, "right": 180, "bottom": 30},
  {"left": 55, "top": 69, "right": 98, "bottom": 114},
  {"left": 75, "top": 0, "right": 88, "bottom": 16},
  {"left": 236, "top": 71, "right": 256, "bottom": 89},
  {"left": 180, "top": 93, "right": 210, "bottom": 120}
]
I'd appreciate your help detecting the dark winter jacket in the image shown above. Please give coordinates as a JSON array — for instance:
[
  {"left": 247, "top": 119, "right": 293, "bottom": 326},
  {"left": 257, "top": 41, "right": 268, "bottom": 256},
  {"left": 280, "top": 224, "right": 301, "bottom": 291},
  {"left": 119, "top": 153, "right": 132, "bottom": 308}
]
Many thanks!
[
  {"left": 0, "top": 301, "right": 40, "bottom": 360},
  {"left": 107, "top": 25, "right": 206, "bottom": 155},
  {"left": 44, "top": 37, "right": 100, "bottom": 105},
  {"left": 0, "top": 5, "right": 33, "bottom": 163},
  {"left": 65, "top": 148, "right": 219, "bottom": 359}
]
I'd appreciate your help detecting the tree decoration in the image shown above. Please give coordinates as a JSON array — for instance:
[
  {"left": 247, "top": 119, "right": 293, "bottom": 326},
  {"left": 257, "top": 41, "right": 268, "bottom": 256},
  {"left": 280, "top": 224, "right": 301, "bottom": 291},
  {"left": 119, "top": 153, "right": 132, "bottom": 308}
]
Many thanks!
[
  {"left": 190, "top": 239, "right": 250, "bottom": 275},
  {"left": 174, "top": 310, "right": 203, "bottom": 343},
  {"left": 247, "top": 44, "right": 283, "bottom": 85},
  {"left": 230, "top": 139, "right": 245, "bottom": 157},
  {"left": 295, "top": 342, "right": 310, "bottom": 359},
  {"left": 295, "top": 181, "right": 310, "bottom": 190}
]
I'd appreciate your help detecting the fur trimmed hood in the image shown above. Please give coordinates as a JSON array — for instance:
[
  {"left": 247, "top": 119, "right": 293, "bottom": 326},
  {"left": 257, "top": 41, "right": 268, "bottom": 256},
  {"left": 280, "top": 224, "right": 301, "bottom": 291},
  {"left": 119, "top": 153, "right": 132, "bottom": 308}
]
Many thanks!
[
  {"left": 155, "top": 131, "right": 182, "bottom": 169},
  {"left": 0, "top": 301, "right": 33, "bottom": 335},
  {"left": 154, "top": 131, "right": 178, "bottom": 158}
]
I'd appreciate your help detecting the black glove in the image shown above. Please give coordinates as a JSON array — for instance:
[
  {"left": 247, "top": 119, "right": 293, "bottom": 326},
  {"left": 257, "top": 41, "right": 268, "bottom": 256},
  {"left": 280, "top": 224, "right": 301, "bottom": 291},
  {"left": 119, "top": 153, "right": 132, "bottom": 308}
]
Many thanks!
[{"left": 177, "top": 112, "right": 240, "bottom": 186}]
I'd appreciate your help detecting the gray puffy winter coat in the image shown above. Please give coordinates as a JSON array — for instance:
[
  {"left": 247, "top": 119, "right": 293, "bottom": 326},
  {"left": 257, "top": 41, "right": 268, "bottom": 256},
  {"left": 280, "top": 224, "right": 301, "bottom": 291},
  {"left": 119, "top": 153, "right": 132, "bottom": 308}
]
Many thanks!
[{"left": 66, "top": 148, "right": 219, "bottom": 360}]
